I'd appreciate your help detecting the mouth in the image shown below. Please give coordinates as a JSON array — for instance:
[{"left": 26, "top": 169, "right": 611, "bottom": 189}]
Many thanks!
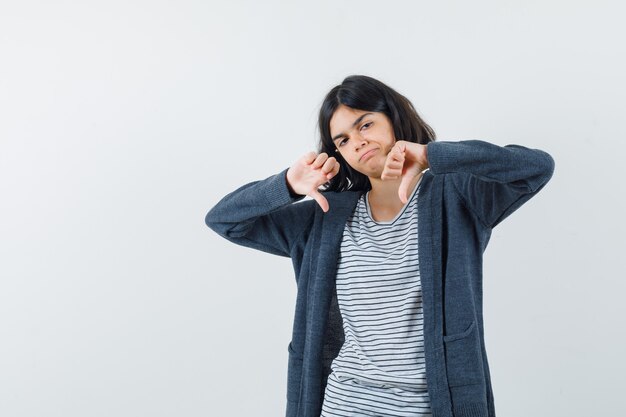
[{"left": 360, "top": 148, "right": 378, "bottom": 162}]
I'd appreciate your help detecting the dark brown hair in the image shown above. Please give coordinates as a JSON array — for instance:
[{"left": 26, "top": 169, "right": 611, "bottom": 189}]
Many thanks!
[{"left": 317, "top": 74, "right": 436, "bottom": 192}]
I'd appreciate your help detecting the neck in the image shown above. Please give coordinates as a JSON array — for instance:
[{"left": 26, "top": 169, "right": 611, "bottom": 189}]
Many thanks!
[{"left": 367, "top": 172, "right": 423, "bottom": 207}]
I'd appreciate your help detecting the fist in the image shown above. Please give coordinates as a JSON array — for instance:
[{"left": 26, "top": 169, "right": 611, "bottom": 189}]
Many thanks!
[
  {"left": 286, "top": 151, "right": 340, "bottom": 212},
  {"left": 381, "top": 141, "right": 429, "bottom": 204}
]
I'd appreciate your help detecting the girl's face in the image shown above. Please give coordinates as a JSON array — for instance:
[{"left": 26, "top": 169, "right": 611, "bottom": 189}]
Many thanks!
[{"left": 329, "top": 104, "right": 396, "bottom": 178}]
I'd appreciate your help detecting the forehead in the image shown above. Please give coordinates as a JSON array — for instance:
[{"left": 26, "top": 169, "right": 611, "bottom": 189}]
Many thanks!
[{"left": 329, "top": 105, "right": 375, "bottom": 134}]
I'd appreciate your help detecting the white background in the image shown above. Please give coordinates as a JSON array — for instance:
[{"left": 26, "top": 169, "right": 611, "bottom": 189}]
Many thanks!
[{"left": 1, "top": 1, "right": 624, "bottom": 416}]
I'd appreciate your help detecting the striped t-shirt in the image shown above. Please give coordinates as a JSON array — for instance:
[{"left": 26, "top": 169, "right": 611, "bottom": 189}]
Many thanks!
[{"left": 320, "top": 175, "right": 432, "bottom": 417}]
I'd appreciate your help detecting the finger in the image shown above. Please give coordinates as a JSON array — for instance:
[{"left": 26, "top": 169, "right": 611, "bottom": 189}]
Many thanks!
[
  {"left": 327, "top": 163, "right": 340, "bottom": 179},
  {"left": 381, "top": 169, "right": 400, "bottom": 180},
  {"left": 327, "top": 161, "right": 340, "bottom": 179},
  {"left": 303, "top": 151, "right": 317, "bottom": 165},
  {"left": 398, "top": 173, "right": 414, "bottom": 204},
  {"left": 310, "top": 190, "right": 329, "bottom": 213},
  {"left": 320, "top": 157, "right": 336, "bottom": 174},
  {"left": 382, "top": 157, "right": 401, "bottom": 180},
  {"left": 385, "top": 149, "right": 401, "bottom": 165},
  {"left": 382, "top": 171, "right": 399, "bottom": 180},
  {"left": 390, "top": 142, "right": 400, "bottom": 154},
  {"left": 392, "top": 149, "right": 405, "bottom": 161},
  {"left": 382, "top": 151, "right": 402, "bottom": 179},
  {"left": 395, "top": 140, "right": 407, "bottom": 151},
  {"left": 386, "top": 150, "right": 403, "bottom": 167},
  {"left": 393, "top": 144, "right": 406, "bottom": 158},
  {"left": 386, "top": 157, "right": 403, "bottom": 169},
  {"left": 311, "top": 152, "right": 329, "bottom": 169}
]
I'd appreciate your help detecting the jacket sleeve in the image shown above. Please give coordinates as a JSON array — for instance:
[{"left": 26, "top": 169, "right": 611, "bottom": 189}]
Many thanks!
[
  {"left": 204, "top": 167, "right": 317, "bottom": 258},
  {"left": 426, "top": 139, "right": 555, "bottom": 229}
]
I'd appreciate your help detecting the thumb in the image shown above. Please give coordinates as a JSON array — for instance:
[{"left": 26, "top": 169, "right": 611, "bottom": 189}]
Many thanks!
[
  {"left": 398, "top": 172, "right": 414, "bottom": 204},
  {"left": 310, "top": 190, "right": 329, "bottom": 213}
]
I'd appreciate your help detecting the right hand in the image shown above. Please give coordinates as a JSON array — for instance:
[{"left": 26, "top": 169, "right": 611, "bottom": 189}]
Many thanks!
[{"left": 286, "top": 151, "right": 340, "bottom": 213}]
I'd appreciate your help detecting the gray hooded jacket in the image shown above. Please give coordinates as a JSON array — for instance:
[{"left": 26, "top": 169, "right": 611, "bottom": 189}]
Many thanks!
[{"left": 205, "top": 139, "right": 555, "bottom": 417}]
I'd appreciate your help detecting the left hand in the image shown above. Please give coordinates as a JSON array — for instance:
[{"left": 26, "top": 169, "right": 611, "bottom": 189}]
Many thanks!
[{"left": 381, "top": 140, "right": 429, "bottom": 204}]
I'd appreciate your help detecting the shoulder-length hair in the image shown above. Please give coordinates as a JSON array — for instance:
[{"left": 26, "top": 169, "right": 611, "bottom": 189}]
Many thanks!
[{"left": 317, "top": 74, "right": 436, "bottom": 192}]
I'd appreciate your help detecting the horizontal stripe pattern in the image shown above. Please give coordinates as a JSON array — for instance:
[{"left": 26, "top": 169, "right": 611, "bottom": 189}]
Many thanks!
[{"left": 321, "top": 176, "right": 432, "bottom": 417}]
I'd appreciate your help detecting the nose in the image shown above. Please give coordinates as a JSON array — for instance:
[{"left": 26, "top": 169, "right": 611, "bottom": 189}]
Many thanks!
[{"left": 354, "top": 136, "right": 368, "bottom": 151}]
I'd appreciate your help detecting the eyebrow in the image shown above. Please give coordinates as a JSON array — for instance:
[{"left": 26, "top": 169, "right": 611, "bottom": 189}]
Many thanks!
[{"left": 332, "top": 113, "right": 373, "bottom": 142}]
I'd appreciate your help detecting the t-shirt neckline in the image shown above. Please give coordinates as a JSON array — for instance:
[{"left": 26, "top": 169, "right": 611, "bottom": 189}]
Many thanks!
[{"left": 364, "top": 174, "right": 423, "bottom": 225}]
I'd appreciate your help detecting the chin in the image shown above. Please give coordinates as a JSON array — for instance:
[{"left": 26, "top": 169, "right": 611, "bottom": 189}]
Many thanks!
[{"left": 368, "top": 169, "right": 384, "bottom": 179}]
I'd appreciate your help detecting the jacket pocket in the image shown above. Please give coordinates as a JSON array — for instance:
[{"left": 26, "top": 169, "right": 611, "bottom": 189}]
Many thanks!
[
  {"left": 442, "top": 319, "right": 485, "bottom": 387},
  {"left": 287, "top": 342, "right": 303, "bottom": 403}
]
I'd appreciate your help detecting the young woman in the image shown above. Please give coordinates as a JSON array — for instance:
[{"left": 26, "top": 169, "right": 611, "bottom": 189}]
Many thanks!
[{"left": 206, "top": 75, "right": 555, "bottom": 417}]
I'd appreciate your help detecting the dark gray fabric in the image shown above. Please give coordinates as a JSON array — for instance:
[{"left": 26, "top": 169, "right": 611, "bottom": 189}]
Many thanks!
[{"left": 205, "top": 139, "right": 555, "bottom": 417}]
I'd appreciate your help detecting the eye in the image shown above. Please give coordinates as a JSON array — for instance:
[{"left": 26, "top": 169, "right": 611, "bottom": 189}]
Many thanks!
[{"left": 336, "top": 122, "right": 372, "bottom": 147}]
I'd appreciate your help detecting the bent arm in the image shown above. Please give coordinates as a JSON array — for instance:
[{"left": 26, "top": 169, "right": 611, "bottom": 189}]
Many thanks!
[
  {"left": 426, "top": 139, "right": 555, "bottom": 229},
  {"left": 205, "top": 167, "right": 316, "bottom": 258}
]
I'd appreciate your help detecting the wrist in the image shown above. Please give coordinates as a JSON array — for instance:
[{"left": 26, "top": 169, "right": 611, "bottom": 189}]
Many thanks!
[
  {"left": 423, "top": 143, "right": 430, "bottom": 169},
  {"left": 285, "top": 169, "right": 303, "bottom": 198}
]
